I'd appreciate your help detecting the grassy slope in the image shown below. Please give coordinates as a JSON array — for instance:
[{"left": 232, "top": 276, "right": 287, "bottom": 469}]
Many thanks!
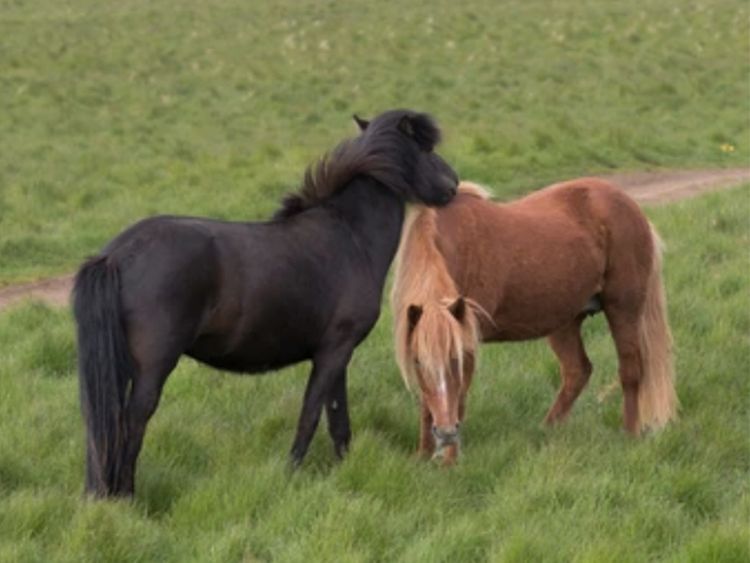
[
  {"left": 1, "top": 0, "right": 748, "bottom": 283},
  {"left": 1, "top": 186, "right": 748, "bottom": 561}
]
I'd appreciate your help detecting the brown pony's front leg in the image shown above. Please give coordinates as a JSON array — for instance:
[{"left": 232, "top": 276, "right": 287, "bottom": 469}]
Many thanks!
[
  {"left": 459, "top": 353, "right": 475, "bottom": 423},
  {"left": 418, "top": 400, "right": 435, "bottom": 458},
  {"left": 440, "top": 354, "right": 474, "bottom": 465},
  {"left": 440, "top": 445, "right": 459, "bottom": 465}
]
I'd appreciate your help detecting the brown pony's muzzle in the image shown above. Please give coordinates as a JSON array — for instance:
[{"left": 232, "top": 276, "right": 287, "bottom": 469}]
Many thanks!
[
  {"left": 432, "top": 424, "right": 460, "bottom": 445},
  {"left": 432, "top": 424, "right": 461, "bottom": 464}
]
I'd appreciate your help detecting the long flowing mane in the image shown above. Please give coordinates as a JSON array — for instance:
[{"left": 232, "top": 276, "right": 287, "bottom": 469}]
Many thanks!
[
  {"left": 274, "top": 112, "right": 442, "bottom": 219},
  {"left": 391, "top": 182, "right": 489, "bottom": 389}
]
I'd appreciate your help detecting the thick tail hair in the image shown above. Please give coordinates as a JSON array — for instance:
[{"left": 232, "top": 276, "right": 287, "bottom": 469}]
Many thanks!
[
  {"left": 637, "top": 225, "right": 678, "bottom": 430},
  {"left": 73, "top": 256, "right": 134, "bottom": 496}
]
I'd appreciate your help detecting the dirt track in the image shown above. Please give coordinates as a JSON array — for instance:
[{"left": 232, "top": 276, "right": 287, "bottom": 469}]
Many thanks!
[
  {"left": 1, "top": 168, "right": 749, "bottom": 313},
  {"left": 603, "top": 168, "right": 750, "bottom": 205},
  {"left": 0, "top": 274, "right": 74, "bottom": 311}
]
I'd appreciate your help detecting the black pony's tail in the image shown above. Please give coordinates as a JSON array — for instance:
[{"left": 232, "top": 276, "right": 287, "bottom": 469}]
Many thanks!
[{"left": 73, "top": 256, "right": 134, "bottom": 496}]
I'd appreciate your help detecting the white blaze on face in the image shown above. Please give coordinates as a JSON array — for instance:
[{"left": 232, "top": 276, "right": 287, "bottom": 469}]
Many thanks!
[
  {"left": 435, "top": 368, "right": 452, "bottom": 424},
  {"left": 436, "top": 368, "right": 447, "bottom": 394}
]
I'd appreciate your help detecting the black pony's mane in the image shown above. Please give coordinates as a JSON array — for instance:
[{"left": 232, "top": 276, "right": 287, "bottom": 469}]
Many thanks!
[{"left": 274, "top": 110, "right": 441, "bottom": 220}]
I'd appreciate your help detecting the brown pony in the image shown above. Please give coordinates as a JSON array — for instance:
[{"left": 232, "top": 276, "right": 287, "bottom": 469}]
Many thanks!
[{"left": 392, "top": 179, "right": 677, "bottom": 463}]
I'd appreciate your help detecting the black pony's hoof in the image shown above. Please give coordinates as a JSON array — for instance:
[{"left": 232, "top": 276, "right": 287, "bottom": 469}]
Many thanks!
[
  {"left": 333, "top": 442, "right": 350, "bottom": 460},
  {"left": 288, "top": 451, "right": 305, "bottom": 471},
  {"left": 83, "top": 487, "right": 134, "bottom": 501}
]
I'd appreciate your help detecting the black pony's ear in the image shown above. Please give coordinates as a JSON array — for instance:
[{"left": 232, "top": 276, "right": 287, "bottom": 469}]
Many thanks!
[
  {"left": 353, "top": 114, "right": 370, "bottom": 131},
  {"left": 448, "top": 297, "right": 466, "bottom": 323},
  {"left": 398, "top": 115, "right": 415, "bottom": 138},
  {"left": 407, "top": 304, "right": 423, "bottom": 332},
  {"left": 400, "top": 113, "right": 441, "bottom": 151}
]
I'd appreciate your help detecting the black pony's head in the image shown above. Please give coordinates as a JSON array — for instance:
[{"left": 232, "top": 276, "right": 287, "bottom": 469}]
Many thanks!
[
  {"left": 353, "top": 109, "right": 458, "bottom": 206},
  {"left": 274, "top": 109, "right": 458, "bottom": 219}
]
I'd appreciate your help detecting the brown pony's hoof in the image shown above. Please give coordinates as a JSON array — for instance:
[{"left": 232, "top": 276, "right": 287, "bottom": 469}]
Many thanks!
[
  {"left": 623, "top": 422, "right": 642, "bottom": 437},
  {"left": 543, "top": 413, "right": 558, "bottom": 426}
]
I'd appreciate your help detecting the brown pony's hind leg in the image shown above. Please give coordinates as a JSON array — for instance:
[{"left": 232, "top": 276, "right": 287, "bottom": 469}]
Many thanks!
[
  {"left": 604, "top": 308, "right": 644, "bottom": 435},
  {"left": 544, "top": 317, "right": 592, "bottom": 425},
  {"left": 418, "top": 400, "right": 435, "bottom": 458}
]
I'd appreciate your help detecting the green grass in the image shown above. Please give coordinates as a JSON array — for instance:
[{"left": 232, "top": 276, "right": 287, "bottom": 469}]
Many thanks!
[
  {"left": 1, "top": 186, "right": 748, "bottom": 561},
  {"left": 1, "top": 0, "right": 748, "bottom": 283},
  {"left": 1, "top": 1, "right": 749, "bottom": 560}
]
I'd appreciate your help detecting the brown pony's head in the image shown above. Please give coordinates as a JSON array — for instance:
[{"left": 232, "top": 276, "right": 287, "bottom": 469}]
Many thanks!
[{"left": 396, "top": 296, "right": 481, "bottom": 463}]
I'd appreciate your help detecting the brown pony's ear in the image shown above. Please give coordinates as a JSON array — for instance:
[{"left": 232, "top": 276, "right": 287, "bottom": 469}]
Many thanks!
[
  {"left": 353, "top": 114, "right": 369, "bottom": 131},
  {"left": 407, "top": 304, "right": 423, "bottom": 332},
  {"left": 448, "top": 297, "right": 466, "bottom": 323}
]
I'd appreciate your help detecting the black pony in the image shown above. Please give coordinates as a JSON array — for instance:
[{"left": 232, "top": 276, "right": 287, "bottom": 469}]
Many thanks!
[{"left": 74, "top": 109, "right": 459, "bottom": 497}]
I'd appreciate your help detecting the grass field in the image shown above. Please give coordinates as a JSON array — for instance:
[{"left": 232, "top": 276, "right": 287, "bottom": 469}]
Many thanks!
[
  {"left": 1, "top": 0, "right": 749, "bottom": 561},
  {"left": 1, "top": 187, "right": 748, "bottom": 561},
  {"left": 1, "top": 0, "right": 748, "bottom": 284}
]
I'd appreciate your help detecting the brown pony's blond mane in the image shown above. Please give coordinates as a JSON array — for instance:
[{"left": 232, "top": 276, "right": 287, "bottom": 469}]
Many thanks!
[
  {"left": 457, "top": 181, "right": 492, "bottom": 199},
  {"left": 391, "top": 195, "right": 484, "bottom": 391}
]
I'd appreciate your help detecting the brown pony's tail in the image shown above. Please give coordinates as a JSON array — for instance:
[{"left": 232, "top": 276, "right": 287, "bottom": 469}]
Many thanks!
[{"left": 637, "top": 225, "right": 678, "bottom": 430}]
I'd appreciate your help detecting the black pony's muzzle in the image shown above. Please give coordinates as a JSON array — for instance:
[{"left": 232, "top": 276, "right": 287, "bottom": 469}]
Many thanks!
[{"left": 437, "top": 175, "right": 459, "bottom": 205}]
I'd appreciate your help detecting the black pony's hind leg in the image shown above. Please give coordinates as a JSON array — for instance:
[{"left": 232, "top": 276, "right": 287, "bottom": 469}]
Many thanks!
[
  {"left": 117, "top": 355, "right": 178, "bottom": 496},
  {"left": 290, "top": 344, "right": 355, "bottom": 467},
  {"left": 325, "top": 372, "right": 351, "bottom": 459},
  {"left": 113, "top": 304, "right": 194, "bottom": 496}
]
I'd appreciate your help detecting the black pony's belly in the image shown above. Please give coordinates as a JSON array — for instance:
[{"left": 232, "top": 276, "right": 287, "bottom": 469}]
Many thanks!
[
  {"left": 185, "top": 334, "right": 312, "bottom": 375},
  {"left": 187, "top": 352, "right": 302, "bottom": 375}
]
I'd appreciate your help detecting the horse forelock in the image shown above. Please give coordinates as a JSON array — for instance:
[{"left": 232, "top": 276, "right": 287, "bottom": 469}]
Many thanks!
[{"left": 392, "top": 206, "right": 481, "bottom": 392}]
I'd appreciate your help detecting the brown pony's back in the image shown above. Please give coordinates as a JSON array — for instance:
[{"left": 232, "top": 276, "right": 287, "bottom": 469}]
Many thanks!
[{"left": 435, "top": 178, "right": 652, "bottom": 340}]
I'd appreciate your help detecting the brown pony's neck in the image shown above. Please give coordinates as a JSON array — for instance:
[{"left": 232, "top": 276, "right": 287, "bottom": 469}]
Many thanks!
[{"left": 392, "top": 206, "right": 458, "bottom": 305}]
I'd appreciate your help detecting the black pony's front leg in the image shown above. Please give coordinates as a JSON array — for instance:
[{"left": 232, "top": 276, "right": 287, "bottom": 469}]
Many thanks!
[
  {"left": 290, "top": 345, "right": 354, "bottom": 467},
  {"left": 325, "top": 373, "right": 351, "bottom": 459}
]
